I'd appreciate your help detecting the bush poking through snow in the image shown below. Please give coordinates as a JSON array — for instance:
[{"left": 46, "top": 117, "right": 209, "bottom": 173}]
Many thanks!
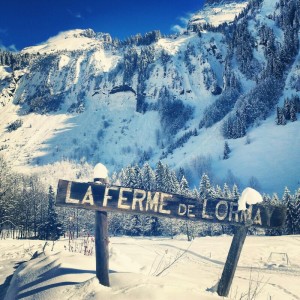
[
  {"left": 149, "top": 242, "right": 193, "bottom": 277},
  {"left": 232, "top": 268, "right": 269, "bottom": 300},
  {"left": 6, "top": 119, "right": 23, "bottom": 132}
]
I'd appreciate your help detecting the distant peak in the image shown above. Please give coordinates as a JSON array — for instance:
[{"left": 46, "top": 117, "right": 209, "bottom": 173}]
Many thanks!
[
  {"left": 74, "top": 29, "right": 96, "bottom": 38},
  {"left": 69, "top": 29, "right": 112, "bottom": 42},
  {"left": 204, "top": 0, "right": 247, "bottom": 6},
  {"left": 21, "top": 29, "right": 113, "bottom": 54},
  {"left": 189, "top": 0, "right": 248, "bottom": 28},
  {"left": 50, "top": 29, "right": 111, "bottom": 42}
]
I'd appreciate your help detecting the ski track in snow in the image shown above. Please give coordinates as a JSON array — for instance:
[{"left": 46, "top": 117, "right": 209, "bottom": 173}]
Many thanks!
[
  {"left": 235, "top": 274, "right": 300, "bottom": 300},
  {"left": 2, "top": 235, "right": 300, "bottom": 299}
]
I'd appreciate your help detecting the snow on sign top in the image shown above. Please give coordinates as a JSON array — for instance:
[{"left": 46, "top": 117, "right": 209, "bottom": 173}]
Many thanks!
[
  {"left": 93, "top": 163, "right": 108, "bottom": 180},
  {"left": 238, "top": 187, "right": 263, "bottom": 211}
]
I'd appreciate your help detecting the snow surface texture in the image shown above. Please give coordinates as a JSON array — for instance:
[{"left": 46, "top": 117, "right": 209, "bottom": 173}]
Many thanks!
[
  {"left": 1, "top": 236, "right": 300, "bottom": 300},
  {"left": 0, "top": 0, "right": 299, "bottom": 195},
  {"left": 238, "top": 187, "right": 263, "bottom": 211}
]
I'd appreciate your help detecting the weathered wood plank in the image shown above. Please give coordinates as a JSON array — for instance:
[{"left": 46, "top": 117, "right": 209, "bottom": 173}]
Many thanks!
[
  {"left": 217, "top": 226, "right": 248, "bottom": 297},
  {"left": 95, "top": 211, "right": 110, "bottom": 287},
  {"left": 56, "top": 179, "right": 286, "bottom": 228}
]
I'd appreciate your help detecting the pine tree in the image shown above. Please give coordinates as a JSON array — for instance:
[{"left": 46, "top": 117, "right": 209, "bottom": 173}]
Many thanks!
[
  {"left": 294, "top": 189, "right": 300, "bottom": 233},
  {"left": 281, "top": 112, "right": 287, "bottom": 125},
  {"left": 284, "top": 99, "right": 291, "bottom": 120},
  {"left": 169, "top": 170, "right": 180, "bottom": 194},
  {"left": 223, "top": 141, "right": 231, "bottom": 160},
  {"left": 179, "top": 176, "right": 190, "bottom": 197},
  {"left": 149, "top": 216, "right": 162, "bottom": 236},
  {"left": 119, "top": 167, "right": 131, "bottom": 186},
  {"left": 177, "top": 167, "right": 185, "bottom": 183},
  {"left": 209, "top": 186, "right": 217, "bottom": 199},
  {"left": 155, "top": 161, "right": 165, "bottom": 191},
  {"left": 263, "top": 193, "right": 272, "bottom": 204},
  {"left": 232, "top": 184, "right": 240, "bottom": 200},
  {"left": 199, "top": 173, "right": 212, "bottom": 198},
  {"left": 215, "top": 185, "right": 223, "bottom": 198},
  {"left": 283, "top": 187, "right": 296, "bottom": 235},
  {"left": 163, "top": 165, "right": 173, "bottom": 193},
  {"left": 290, "top": 101, "right": 297, "bottom": 122},
  {"left": 109, "top": 213, "right": 124, "bottom": 236},
  {"left": 192, "top": 188, "right": 200, "bottom": 200},
  {"left": 128, "top": 165, "right": 143, "bottom": 188},
  {"left": 44, "top": 186, "right": 62, "bottom": 240},
  {"left": 110, "top": 172, "right": 119, "bottom": 185},
  {"left": 141, "top": 163, "right": 156, "bottom": 191},
  {"left": 282, "top": 186, "right": 291, "bottom": 203},
  {"left": 271, "top": 193, "right": 280, "bottom": 205},
  {"left": 124, "top": 166, "right": 144, "bottom": 236},
  {"left": 142, "top": 163, "right": 162, "bottom": 235},
  {"left": 276, "top": 107, "right": 284, "bottom": 125},
  {"left": 223, "top": 183, "right": 232, "bottom": 199},
  {"left": 265, "top": 191, "right": 283, "bottom": 236},
  {"left": 123, "top": 214, "right": 142, "bottom": 236},
  {"left": 139, "top": 216, "right": 153, "bottom": 236}
]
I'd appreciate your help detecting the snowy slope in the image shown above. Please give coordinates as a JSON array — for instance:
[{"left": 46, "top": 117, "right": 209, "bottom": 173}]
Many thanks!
[
  {"left": 22, "top": 29, "right": 113, "bottom": 54},
  {"left": 189, "top": 1, "right": 249, "bottom": 27},
  {"left": 0, "top": 29, "right": 224, "bottom": 171},
  {"left": 0, "top": 0, "right": 299, "bottom": 195},
  {"left": 1, "top": 235, "right": 300, "bottom": 300}
]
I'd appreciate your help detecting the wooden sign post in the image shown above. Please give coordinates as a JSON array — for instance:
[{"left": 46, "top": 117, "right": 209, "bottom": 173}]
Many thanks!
[
  {"left": 217, "top": 226, "right": 248, "bottom": 296},
  {"left": 56, "top": 179, "right": 286, "bottom": 295},
  {"left": 95, "top": 210, "right": 110, "bottom": 286},
  {"left": 94, "top": 169, "right": 110, "bottom": 287}
]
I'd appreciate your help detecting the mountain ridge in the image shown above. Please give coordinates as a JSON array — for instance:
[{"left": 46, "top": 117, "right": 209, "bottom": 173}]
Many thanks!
[{"left": 0, "top": 0, "right": 299, "bottom": 194}]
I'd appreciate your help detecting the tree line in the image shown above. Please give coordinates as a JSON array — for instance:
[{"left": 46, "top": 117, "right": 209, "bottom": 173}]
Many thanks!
[
  {"left": 1, "top": 156, "right": 299, "bottom": 241},
  {"left": 0, "top": 156, "right": 62, "bottom": 240},
  {"left": 198, "top": 0, "right": 300, "bottom": 139}
]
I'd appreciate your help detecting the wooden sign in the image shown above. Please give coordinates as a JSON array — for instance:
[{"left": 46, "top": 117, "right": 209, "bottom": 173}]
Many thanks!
[
  {"left": 56, "top": 178, "right": 287, "bottom": 296},
  {"left": 56, "top": 179, "right": 286, "bottom": 228}
]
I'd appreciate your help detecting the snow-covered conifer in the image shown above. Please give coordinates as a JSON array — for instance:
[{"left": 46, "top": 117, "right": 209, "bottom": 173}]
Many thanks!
[
  {"left": 223, "top": 183, "right": 231, "bottom": 199},
  {"left": 223, "top": 141, "right": 231, "bottom": 160},
  {"left": 141, "top": 163, "right": 156, "bottom": 191},
  {"left": 179, "top": 176, "right": 190, "bottom": 197},
  {"left": 199, "top": 173, "right": 212, "bottom": 198},
  {"left": 155, "top": 161, "right": 165, "bottom": 191},
  {"left": 290, "top": 101, "right": 297, "bottom": 122},
  {"left": 271, "top": 193, "right": 280, "bottom": 205},
  {"left": 232, "top": 184, "right": 240, "bottom": 200},
  {"left": 167, "top": 168, "right": 180, "bottom": 194},
  {"left": 44, "top": 186, "right": 62, "bottom": 240},
  {"left": 283, "top": 187, "right": 297, "bottom": 235},
  {"left": 215, "top": 185, "right": 223, "bottom": 198}
]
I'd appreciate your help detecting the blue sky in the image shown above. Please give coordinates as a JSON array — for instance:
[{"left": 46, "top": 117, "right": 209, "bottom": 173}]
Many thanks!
[{"left": 0, "top": 0, "right": 205, "bottom": 51}]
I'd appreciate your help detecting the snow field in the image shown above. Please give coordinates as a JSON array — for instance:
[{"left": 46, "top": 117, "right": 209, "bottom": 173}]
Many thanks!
[{"left": 1, "top": 235, "right": 300, "bottom": 300}]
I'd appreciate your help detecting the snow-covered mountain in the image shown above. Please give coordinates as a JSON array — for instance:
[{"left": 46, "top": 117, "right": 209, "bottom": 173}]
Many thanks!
[{"left": 0, "top": 0, "right": 299, "bottom": 194}]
